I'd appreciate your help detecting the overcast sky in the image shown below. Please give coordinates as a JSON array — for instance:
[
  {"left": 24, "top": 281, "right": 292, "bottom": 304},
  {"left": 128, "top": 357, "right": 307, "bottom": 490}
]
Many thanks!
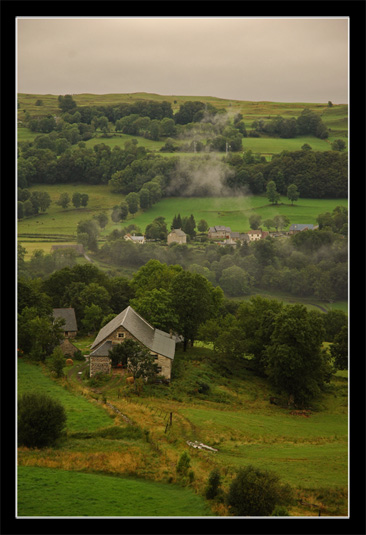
[{"left": 17, "top": 17, "right": 349, "bottom": 103}]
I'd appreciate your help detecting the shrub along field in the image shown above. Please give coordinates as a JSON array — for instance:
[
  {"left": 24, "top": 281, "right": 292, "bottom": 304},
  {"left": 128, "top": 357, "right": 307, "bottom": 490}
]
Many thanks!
[{"left": 17, "top": 344, "right": 348, "bottom": 517}]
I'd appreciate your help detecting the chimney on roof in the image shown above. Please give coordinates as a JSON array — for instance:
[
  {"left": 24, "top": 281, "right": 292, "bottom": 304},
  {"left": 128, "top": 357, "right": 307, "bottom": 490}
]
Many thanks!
[{"left": 169, "top": 329, "right": 173, "bottom": 339}]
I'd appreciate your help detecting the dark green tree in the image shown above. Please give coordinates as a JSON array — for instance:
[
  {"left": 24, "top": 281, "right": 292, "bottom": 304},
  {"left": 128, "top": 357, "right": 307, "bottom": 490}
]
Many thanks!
[
  {"left": 265, "top": 304, "right": 332, "bottom": 406},
  {"left": 126, "top": 192, "right": 139, "bottom": 216},
  {"left": 170, "top": 271, "right": 223, "bottom": 351},
  {"left": 266, "top": 181, "right": 280, "bottom": 205},
  {"left": 18, "top": 393, "right": 67, "bottom": 448},
  {"left": 227, "top": 465, "right": 294, "bottom": 516},
  {"left": 287, "top": 183, "right": 299, "bottom": 205},
  {"left": 330, "top": 325, "right": 348, "bottom": 370}
]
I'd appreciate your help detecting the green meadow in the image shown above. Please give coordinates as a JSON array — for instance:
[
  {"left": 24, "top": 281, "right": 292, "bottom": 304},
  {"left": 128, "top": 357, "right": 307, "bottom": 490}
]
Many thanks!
[
  {"left": 17, "top": 466, "right": 211, "bottom": 517},
  {"left": 17, "top": 343, "right": 348, "bottom": 516},
  {"left": 128, "top": 195, "right": 348, "bottom": 235},
  {"left": 18, "top": 183, "right": 348, "bottom": 241},
  {"left": 17, "top": 359, "right": 113, "bottom": 433}
]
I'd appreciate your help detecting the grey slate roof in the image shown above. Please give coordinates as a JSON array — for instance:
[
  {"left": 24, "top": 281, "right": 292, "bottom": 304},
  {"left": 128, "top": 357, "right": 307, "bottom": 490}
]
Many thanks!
[
  {"left": 208, "top": 226, "right": 231, "bottom": 233},
  {"left": 90, "top": 340, "right": 113, "bottom": 357},
  {"left": 169, "top": 229, "right": 186, "bottom": 237},
  {"left": 53, "top": 308, "right": 78, "bottom": 332},
  {"left": 289, "top": 224, "right": 315, "bottom": 231},
  {"left": 90, "top": 306, "right": 175, "bottom": 360}
]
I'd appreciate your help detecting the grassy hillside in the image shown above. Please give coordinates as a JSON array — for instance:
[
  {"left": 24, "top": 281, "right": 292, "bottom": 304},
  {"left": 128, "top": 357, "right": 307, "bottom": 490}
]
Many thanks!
[
  {"left": 17, "top": 344, "right": 348, "bottom": 517},
  {"left": 18, "top": 466, "right": 211, "bottom": 517},
  {"left": 17, "top": 92, "right": 348, "bottom": 156}
]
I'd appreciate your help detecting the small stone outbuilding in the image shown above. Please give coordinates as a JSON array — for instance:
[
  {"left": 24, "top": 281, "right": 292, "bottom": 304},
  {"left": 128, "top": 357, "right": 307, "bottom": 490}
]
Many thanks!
[
  {"left": 59, "top": 337, "right": 79, "bottom": 358},
  {"left": 89, "top": 306, "right": 176, "bottom": 379},
  {"left": 53, "top": 308, "right": 78, "bottom": 338}
]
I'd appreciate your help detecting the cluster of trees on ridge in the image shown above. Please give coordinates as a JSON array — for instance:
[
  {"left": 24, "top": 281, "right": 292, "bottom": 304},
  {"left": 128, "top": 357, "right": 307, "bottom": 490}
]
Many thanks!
[{"left": 18, "top": 94, "right": 347, "bottom": 199}]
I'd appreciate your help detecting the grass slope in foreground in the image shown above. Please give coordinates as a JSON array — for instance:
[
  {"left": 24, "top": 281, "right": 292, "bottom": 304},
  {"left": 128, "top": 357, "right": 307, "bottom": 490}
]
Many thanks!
[
  {"left": 18, "top": 466, "right": 211, "bottom": 517},
  {"left": 18, "top": 359, "right": 113, "bottom": 433}
]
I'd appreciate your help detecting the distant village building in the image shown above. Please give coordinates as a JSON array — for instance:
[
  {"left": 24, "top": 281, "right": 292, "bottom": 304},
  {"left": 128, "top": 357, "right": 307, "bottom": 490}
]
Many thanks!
[
  {"left": 208, "top": 226, "right": 232, "bottom": 240},
  {"left": 53, "top": 308, "right": 78, "bottom": 338},
  {"left": 124, "top": 234, "right": 145, "bottom": 244},
  {"left": 288, "top": 224, "right": 317, "bottom": 234},
  {"left": 230, "top": 232, "right": 250, "bottom": 244},
  {"left": 167, "top": 229, "right": 187, "bottom": 245},
  {"left": 247, "top": 229, "right": 269, "bottom": 241},
  {"left": 89, "top": 306, "right": 176, "bottom": 379}
]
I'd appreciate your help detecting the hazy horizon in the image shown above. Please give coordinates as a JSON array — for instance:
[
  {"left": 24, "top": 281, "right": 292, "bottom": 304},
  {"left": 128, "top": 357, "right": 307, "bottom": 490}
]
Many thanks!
[{"left": 17, "top": 17, "right": 349, "bottom": 104}]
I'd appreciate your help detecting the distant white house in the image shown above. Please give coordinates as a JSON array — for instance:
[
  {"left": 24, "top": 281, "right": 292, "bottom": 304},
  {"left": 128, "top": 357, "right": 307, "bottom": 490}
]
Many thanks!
[
  {"left": 167, "top": 229, "right": 187, "bottom": 245},
  {"left": 247, "top": 229, "right": 269, "bottom": 241},
  {"left": 124, "top": 233, "right": 145, "bottom": 244}
]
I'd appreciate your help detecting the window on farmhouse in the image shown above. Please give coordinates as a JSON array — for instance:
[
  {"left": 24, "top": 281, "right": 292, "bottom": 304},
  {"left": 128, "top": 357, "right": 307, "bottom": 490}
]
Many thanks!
[{"left": 118, "top": 333, "right": 125, "bottom": 338}]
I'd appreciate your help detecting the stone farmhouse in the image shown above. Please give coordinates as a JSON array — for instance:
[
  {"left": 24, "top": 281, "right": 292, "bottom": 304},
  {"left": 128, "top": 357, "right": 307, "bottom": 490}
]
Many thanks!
[
  {"left": 208, "top": 226, "right": 232, "bottom": 240},
  {"left": 89, "top": 306, "right": 176, "bottom": 379},
  {"left": 53, "top": 308, "right": 78, "bottom": 338},
  {"left": 167, "top": 228, "right": 187, "bottom": 245}
]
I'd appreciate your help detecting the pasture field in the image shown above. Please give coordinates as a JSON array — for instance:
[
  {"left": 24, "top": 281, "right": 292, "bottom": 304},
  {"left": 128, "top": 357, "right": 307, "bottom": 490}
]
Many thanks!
[
  {"left": 17, "top": 343, "right": 348, "bottom": 516},
  {"left": 17, "top": 466, "right": 211, "bottom": 517},
  {"left": 18, "top": 183, "right": 348, "bottom": 247},
  {"left": 126, "top": 195, "right": 348, "bottom": 235}
]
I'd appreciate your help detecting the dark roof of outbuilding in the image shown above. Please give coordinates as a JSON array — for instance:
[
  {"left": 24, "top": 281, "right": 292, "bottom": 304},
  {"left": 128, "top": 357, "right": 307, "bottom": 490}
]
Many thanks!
[
  {"left": 90, "top": 340, "right": 113, "bottom": 357},
  {"left": 289, "top": 224, "right": 315, "bottom": 231},
  {"left": 53, "top": 308, "right": 78, "bottom": 332},
  {"left": 90, "top": 306, "right": 175, "bottom": 359}
]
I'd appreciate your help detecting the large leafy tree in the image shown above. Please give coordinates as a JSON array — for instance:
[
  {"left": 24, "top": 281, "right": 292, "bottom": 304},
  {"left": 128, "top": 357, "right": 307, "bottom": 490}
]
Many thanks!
[
  {"left": 130, "top": 288, "right": 179, "bottom": 333},
  {"left": 265, "top": 304, "right": 332, "bottom": 405},
  {"left": 170, "top": 270, "right": 223, "bottom": 351},
  {"left": 130, "top": 259, "right": 183, "bottom": 297}
]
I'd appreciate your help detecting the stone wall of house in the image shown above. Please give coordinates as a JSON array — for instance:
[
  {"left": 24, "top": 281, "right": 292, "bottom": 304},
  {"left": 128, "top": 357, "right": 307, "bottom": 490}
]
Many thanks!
[
  {"left": 93, "top": 326, "right": 173, "bottom": 380},
  {"left": 153, "top": 353, "right": 172, "bottom": 380},
  {"left": 90, "top": 356, "right": 111, "bottom": 377}
]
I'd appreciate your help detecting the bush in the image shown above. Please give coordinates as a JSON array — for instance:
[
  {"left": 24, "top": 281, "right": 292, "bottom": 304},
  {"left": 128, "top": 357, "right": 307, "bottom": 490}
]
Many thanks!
[
  {"left": 48, "top": 346, "right": 65, "bottom": 378},
  {"left": 205, "top": 468, "right": 222, "bottom": 499},
  {"left": 176, "top": 452, "right": 191, "bottom": 476},
  {"left": 18, "top": 393, "right": 67, "bottom": 448},
  {"left": 73, "top": 349, "right": 85, "bottom": 361},
  {"left": 226, "top": 465, "right": 294, "bottom": 516}
]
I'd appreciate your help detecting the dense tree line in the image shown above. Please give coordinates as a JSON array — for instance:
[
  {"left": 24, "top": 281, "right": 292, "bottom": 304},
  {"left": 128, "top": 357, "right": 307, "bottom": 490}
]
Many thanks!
[
  {"left": 226, "top": 149, "right": 348, "bottom": 198},
  {"left": 251, "top": 108, "right": 329, "bottom": 139},
  {"left": 198, "top": 296, "right": 335, "bottom": 405}
]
